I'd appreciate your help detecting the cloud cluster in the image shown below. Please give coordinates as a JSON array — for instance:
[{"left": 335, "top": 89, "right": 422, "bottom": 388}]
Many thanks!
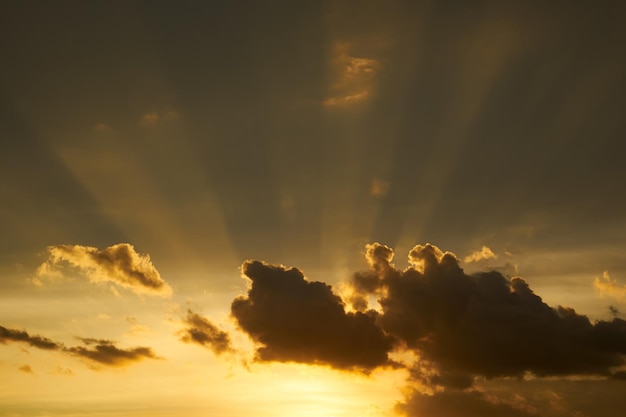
[
  {"left": 179, "top": 310, "right": 233, "bottom": 355},
  {"left": 37, "top": 243, "right": 172, "bottom": 296},
  {"left": 230, "top": 242, "right": 626, "bottom": 416},
  {"left": 354, "top": 243, "right": 626, "bottom": 382},
  {"left": 231, "top": 260, "right": 395, "bottom": 371},
  {"left": 0, "top": 325, "right": 158, "bottom": 368}
]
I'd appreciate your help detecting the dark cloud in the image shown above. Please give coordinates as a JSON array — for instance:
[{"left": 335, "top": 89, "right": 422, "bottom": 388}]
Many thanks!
[
  {"left": 397, "top": 389, "right": 535, "bottom": 417},
  {"left": 352, "top": 243, "right": 626, "bottom": 383},
  {"left": 67, "top": 339, "right": 159, "bottom": 367},
  {"left": 0, "top": 325, "right": 158, "bottom": 368},
  {"left": 180, "top": 310, "right": 233, "bottom": 355},
  {"left": 231, "top": 260, "right": 395, "bottom": 372},
  {"left": 37, "top": 243, "right": 172, "bottom": 296},
  {"left": 0, "top": 325, "right": 62, "bottom": 350}
]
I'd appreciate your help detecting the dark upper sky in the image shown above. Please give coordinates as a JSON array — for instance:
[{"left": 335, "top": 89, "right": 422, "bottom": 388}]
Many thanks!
[{"left": 1, "top": 0, "right": 625, "bottom": 291}]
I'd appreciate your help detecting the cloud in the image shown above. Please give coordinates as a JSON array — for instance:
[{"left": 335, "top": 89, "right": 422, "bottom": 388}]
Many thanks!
[
  {"left": 1, "top": 325, "right": 63, "bottom": 350},
  {"left": 37, "top": 243, "right": 172, "bottom": 296},
  {"left": 67, "top": 338, "right": 159, "bottom": 367},
  {"left": 179, "top": 310, "right": 233, "bottom": 355},
  {"left": 595, "top": 271, "right": 626, "bottom": 302},
  {"left": 370, "top": 178, "right": 390, "bottom": 197},
  {"left": 351, "top": 243, "right": 626, "bottom": 382},
  {"left": 464, "top": 246, "right": 497, "bottom": 263},
  {"left": 139, "top": 112, "right": 159, "bottom": 126},
  {"left": 231, "top": 260, "right": 395, "bottom": 372},
  {"left": 324, "top": 42, "right": 380, "bottom": 107},
  {"left": 0, "top": 325, "right": 159, "bottom": 368},
  {"left": 18, "top": 364, "right": 34, "bottom": 374},
  {"left": 397, "top": 389, "right": 536, "bottom": 417}
]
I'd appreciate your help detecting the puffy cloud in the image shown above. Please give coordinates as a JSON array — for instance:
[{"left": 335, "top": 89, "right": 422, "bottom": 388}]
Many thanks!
[
  {"left": 464, "top": 246, "right": 497, "bottom": 263},
  {"left": 37, "top": 243, "right": 172, "bottom": 296},
  {"left": 0, "top": 325, "right": 159, "bottom": 368},
  {"left": 231, "top": 260, "right": 395, "bottom": 372},
  {"left": 352, "top": 243, "right": 626, "bottom": 382},
  {"left": 179, "top": 310, "right": 233, "bottom": 355}
]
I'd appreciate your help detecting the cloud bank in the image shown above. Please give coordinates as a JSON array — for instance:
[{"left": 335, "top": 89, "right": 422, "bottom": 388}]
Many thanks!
[{"left": 37, "top": 243, "right": 172, "bottom": 296}]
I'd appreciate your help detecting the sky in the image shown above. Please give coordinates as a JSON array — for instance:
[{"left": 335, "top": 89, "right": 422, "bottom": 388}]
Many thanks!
[{"left": 1, "top": 1, "right": 626, "bottom": 416}]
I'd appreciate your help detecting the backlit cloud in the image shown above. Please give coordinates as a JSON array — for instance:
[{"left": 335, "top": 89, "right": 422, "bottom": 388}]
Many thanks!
[
  {"left": 231, "top": 260, "right": 395, "bottom": 372},
  {"left": 231, "top": 243, "right": 626, "bottom": 414},
  {"left": 353, "top": 243, "right": 626, "bottom": 382},
  {"left": 324, "top": 42, "right": 380, "bottom": 107},
  {"left": 179, "top": 310, "right": 233, "bottom": 355},
  {"left": 595, "top": 271, "right": 626, "bottom": 302},
  {"left": 37, "top": 243, "right": 172, "bottom": 296},
  {"left": 464, "top": 246, "right": 497, "bottom": 263}
]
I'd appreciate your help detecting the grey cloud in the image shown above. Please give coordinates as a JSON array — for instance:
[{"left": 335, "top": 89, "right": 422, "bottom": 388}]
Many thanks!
[
  {"left": 180, "top": 310, "right": 233, "bottom": 355},
  {"left": 0, "top": 325, "right": 159, "bottom": 368},
  {"left": 231, "top": 260, "right": 395, "bottom": 372}
]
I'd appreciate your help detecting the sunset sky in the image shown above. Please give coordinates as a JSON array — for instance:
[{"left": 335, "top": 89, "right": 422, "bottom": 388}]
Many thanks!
[{"left": 2, "top": 1, "right": 626, "bottom": 416}]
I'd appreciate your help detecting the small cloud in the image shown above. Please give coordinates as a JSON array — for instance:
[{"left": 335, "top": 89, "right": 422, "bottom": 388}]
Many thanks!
[
  {"left": 67, "top": 338, "right": 160, "bottom": 367},
  {"left": 49, "top": 365, "right": 73, "bottom": 376},
  {"left": 37, "top": 243, "right": 172, "bottom": 297},
  {"left": 370, "top": 178, "right": 390, "bottom": 197},
  {"left": 324, "top": 42, "right": 381, "bottom": 108},
  {"left": 595, "top": 271, "right": 626, "bottom": 302},
  {"left": 18, "top": 364, "right": 34, "bottom": 374},
  {"left": 93, "top": 123, "right": 111, "bottom": 132},
  {"left": 464, "top": 246, "right": 497, "bottom": 263},
  {"left": 179, "top": 310, "right": 233, "bottom": 355},
  {"left": 139, "top": 112, "right": 159, "bottom": 126},
  {"left": 96, "top": 313, "right": 112, "bottom": 320}
]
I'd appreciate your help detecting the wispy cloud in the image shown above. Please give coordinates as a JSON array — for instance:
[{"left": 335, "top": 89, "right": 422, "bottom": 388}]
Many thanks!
[
  {"left": 595, "top": 271, "right": 626, "bottom": 302},
  {"left": 324, "top": 42, "right": 380, "bottom": 107},
  {"left": 37, "top": 243, "right": 172, "bottom": 297},
  {"left": 179, "top": 310, "right": 233, "bottom": 355},
  {"left": 1, "top": 325, "right": 160, "bottom": 368}
]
